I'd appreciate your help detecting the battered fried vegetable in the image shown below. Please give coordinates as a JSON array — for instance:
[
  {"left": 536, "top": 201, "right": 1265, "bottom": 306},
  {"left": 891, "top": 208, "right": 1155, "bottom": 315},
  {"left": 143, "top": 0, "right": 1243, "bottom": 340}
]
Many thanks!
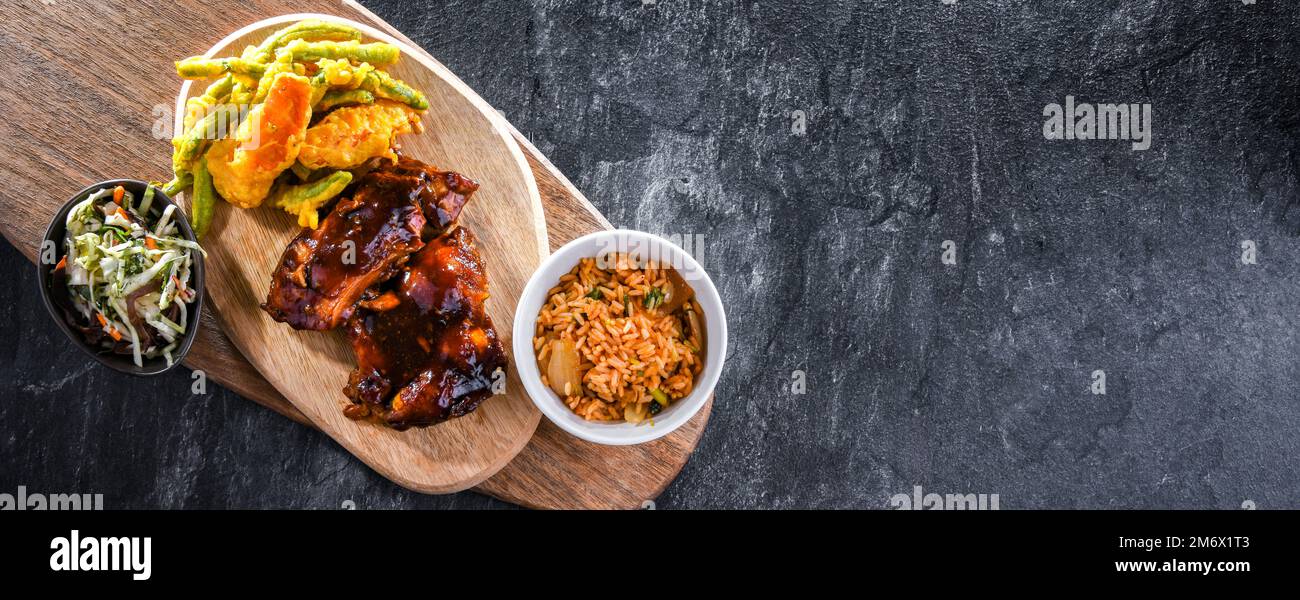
[
  {"left": 269, "top": 170, "right": 353, "bottom": 229},
  {"left": 190, "top": 157, "right": 217, "bottom": 238},
  {"left": 320, "top": 58, "right": 375, "bottom": 90},
  {"left": 175, "top": 56, "right": 267, "bottom": 80},
  {"left": 307, "top": 59, "right": 376, "bottom": 106},
  {"left": 201, "top": 74, "right": 236, "bottom": 99},
  {"left": 250, "top": 19, "right": 363, "bottom": 63},
  {"left": 308, "top": 70, "right": 333, "bottom": 106},
  {"left": 298, "top": 101, "right": 420, "bottom": 169},
  {"left": 175, "top": 49, "right": 354, "bottom": 83},
  {"left": 162, "top": 173, "right": 192, "bottom": 197},
  {"left": 183, "top": 75, "right": 234, "bottom": 132},
  {"left": 316, "top": 89, "right": 375, "bottom": 112},
  {"left": 281, "top": 39, "right": 400, "bottom": 66},
  {"left": 205, "top": 73, "right": 314, "bottom": 208},
  {"left": 229, "top": 81, "right": 254, "bottom": 105},
  {"left": 358, "top": 69, "right": 429, "bottom": 110},
  {"left": 252, "top": 51, "right": 296, "bottom": 104},
  {"left": 289, "top": 161, "right": 315, "bottom": 182},
  {"left": 172, "top": 103, "right": 241, "bottom": 174},
  {"left": 165, "top": 19, "right": 432, "bottom": 237}
]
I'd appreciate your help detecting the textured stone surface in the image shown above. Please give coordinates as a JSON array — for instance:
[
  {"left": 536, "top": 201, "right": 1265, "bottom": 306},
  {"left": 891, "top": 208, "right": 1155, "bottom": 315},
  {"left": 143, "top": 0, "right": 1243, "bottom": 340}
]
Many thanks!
[{"left": 3, "top": 0, "right": 1299, "bottom": 508}]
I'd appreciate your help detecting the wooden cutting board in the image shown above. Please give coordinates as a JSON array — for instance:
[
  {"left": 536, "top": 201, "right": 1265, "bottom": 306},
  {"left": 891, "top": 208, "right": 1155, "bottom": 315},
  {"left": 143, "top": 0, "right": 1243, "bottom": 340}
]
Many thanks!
[
  {"left": 0, "top": 0, "right": 712, "bottom": 508},
  {"left": 175, "top": 14, "right": 547, "bottom": 494}
]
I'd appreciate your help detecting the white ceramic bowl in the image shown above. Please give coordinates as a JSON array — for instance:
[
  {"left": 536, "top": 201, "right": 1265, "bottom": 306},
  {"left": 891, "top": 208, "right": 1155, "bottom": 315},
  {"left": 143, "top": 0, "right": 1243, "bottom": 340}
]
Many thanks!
[{"left": 513, "top": 230, "right": 727, "bottom": 445}]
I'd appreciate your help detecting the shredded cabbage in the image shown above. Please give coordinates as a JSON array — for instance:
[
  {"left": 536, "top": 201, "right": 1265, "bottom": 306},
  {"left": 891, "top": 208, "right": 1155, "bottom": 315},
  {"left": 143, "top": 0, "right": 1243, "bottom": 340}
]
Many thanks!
[{"left": 61, "top": 185, "right": 204, "bottom": 367}]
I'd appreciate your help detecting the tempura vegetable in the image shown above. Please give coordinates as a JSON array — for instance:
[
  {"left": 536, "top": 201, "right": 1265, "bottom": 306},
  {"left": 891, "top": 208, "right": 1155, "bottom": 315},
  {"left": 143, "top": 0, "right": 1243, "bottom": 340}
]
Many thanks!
[
  {"left": 316, "top": 89, "right": 375, "bottom": 113},
  {"left": 280, "top": 40, "right": 400, "bottom": 66},
  {"left": 167, "top": 19, "right": 429, "bottom": 232},
  {"left": 314, "top": 58, "right": 371, "bottom": 88},
  {"left": 162, "top": 173, "right": 192, "bottom": 198},
  {"left": 358, "top": 70, "right": 428, "bottom": 110},
  {"left": 288, "top": 161, "right": 315, "bottom": 182},
  {"left": 268, "top": 170, "right": 353, "bottom": 229},
  {"left": 248, "top": 19, "right": 363, "bottom": 63},
  {"left": 172, "top": 103, "right": 241, "bottom": 174},
  {"left": 183, "top": 76, "right": 234, "bottom": 132},
  {"left": 190, "top": 157, "right": 217, "bottom": 239},
  {"left": 205, "top": 72, "right": 313, "bottom": 208},
  {"left": 297, "top": 101, "right": 420, "bottom": 170},
  {"left": 175, "top": 56, "right": 267, "bottom": 80},
  {"left": 251, "top": 51, "right": 296, "bottom": 104}
]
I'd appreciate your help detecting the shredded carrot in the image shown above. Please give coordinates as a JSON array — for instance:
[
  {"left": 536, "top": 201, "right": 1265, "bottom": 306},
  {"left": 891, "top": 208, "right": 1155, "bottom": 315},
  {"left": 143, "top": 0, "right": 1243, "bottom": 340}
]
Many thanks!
[
  {"left": 112, "top": 185, "right": 125, "bottom": 205},
  {"left": 96, "top": 313, "right": 122, "bottom": 341},
  {"left": 55, "top": 255, "right": 67, "bottom": 271},
  {"left": 145, "top": 237, "right": 158, "bottom": 250},
  {"left": 171, "top": 275, "right": 184, "bottom": 292},
  {"left": 115, "top": 207, "right": 130, "bottom": 222}
]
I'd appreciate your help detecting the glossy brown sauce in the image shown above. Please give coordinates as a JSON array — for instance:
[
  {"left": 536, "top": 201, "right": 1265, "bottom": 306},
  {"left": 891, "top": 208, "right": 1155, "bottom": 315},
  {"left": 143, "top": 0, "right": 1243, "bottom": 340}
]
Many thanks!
[
  {"left": 261, "top": 156, "right": 503, "bottom": 429},
  {"left": 345, "top": 227, "right": 505, "bottom": 429},
  {"left": 261, "top": 156, "right": 475, "bottom": 331}
]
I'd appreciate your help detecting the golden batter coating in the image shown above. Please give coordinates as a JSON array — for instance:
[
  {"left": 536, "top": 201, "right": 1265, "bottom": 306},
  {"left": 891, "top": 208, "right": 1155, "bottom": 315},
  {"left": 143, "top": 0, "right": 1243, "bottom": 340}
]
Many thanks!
[
  {"left": 205, "top": 73, "right": 313, "bottom": 208},
  {"left": 297, "top": 100, "right": 421, "bottom": 170}
]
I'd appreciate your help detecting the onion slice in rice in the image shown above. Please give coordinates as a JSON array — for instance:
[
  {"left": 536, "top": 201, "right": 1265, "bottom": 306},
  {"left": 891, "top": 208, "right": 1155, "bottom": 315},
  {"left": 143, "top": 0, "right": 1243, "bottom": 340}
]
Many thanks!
[
  {"left": 686, "top": 307, "right": 705, "bottom": 354},
  {"left": 659, "top": 267, "right": 694, "bottom": 314},
  {"left": 624, "top": 402, "right": 647, "bottom": 423},
  {"left": 546, "top": 338, "right": 583, "bottom": 398}
]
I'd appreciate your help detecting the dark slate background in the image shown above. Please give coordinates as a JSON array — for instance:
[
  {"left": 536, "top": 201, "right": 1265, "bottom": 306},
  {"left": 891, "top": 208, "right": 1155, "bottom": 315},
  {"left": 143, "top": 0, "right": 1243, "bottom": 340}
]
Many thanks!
[{"left": 4, "top": 0, "right": 1299, "bottom": 509}]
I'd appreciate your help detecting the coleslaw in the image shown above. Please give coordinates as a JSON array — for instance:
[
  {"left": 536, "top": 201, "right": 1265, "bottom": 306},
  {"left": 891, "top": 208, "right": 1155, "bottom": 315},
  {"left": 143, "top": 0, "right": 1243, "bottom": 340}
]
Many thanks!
[{"left": 60, "top": 185, "right": 204, "bottom": 367}]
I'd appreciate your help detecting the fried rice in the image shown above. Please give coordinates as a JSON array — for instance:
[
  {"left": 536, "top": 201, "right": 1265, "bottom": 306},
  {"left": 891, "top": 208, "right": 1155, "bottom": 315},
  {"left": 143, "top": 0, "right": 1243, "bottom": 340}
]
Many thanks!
[{"left": 534, "top": 253, "right": 705, "bottom": 422}]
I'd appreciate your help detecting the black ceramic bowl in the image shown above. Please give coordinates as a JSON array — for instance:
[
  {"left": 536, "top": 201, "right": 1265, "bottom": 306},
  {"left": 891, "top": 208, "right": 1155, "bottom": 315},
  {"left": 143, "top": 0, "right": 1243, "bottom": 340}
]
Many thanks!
[{"left": 37, "top": 179, "right": 205, "bottom": 376}]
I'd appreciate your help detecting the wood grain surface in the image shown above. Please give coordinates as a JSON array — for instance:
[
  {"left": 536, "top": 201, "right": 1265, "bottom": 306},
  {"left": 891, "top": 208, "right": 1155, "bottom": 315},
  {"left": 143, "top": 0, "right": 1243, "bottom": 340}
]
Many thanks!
[{"left": 0, "top": 0, "right": 711, "bottom": 508}]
